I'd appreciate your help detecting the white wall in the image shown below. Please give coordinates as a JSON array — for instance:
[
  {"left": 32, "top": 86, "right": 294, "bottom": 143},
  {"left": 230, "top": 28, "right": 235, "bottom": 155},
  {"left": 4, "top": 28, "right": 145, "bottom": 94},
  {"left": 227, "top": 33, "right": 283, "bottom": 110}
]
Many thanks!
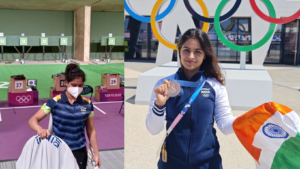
[{"left": 125, "top": 0, "right": 300, "bottom": 65}]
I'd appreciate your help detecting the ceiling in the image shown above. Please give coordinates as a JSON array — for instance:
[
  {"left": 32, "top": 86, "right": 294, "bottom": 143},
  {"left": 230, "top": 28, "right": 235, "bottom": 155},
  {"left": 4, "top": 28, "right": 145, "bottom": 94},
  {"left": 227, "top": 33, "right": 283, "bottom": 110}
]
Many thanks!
[
  {"left": 0, "top": 0, "right": 123, "bottom": 12},
  {"left": 91, "top": 0, "right": 123, "bottom": 12}
]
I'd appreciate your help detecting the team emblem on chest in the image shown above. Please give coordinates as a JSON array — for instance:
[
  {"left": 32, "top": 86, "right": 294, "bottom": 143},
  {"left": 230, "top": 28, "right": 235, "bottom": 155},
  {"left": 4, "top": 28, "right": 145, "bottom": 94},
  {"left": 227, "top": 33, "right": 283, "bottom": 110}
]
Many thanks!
[
  {"left": 81, "top": 107, "right": 86, "bottom": 112},
  {"left": 201, "top": 88, "right": 210, "bottom": 97}
]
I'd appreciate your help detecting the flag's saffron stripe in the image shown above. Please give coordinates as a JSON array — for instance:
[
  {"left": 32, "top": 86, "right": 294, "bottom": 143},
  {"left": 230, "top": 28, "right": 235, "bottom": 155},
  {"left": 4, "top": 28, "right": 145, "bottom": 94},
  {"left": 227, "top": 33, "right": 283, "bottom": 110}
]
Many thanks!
[{"left": 233, "top": 102, "right": 292, "bottom": 163}]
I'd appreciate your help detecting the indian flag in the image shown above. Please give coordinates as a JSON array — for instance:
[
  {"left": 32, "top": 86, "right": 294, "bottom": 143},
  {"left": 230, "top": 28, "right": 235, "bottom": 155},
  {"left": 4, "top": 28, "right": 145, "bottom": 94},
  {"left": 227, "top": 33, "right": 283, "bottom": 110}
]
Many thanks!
[{"left": 233, "top": 102, "right": 300, "bottom": 169}]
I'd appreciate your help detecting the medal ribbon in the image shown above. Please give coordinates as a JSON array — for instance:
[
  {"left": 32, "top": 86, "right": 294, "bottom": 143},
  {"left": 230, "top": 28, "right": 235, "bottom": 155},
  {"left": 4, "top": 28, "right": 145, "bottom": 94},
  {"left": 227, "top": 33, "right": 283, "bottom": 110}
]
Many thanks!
[
  {"left": 172, "top": 80, "right": 202, "bottom": 87},
  {"left": 166, "top": 75, "right": 206, "bottom": 136}
]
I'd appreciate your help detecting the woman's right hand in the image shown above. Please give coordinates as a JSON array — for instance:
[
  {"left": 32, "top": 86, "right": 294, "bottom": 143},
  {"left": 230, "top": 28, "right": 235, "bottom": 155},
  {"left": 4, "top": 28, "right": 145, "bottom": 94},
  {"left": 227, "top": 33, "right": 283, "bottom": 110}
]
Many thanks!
[
  {"left": 37, "top": 128, "right": 50, "bottom": 139},
  {"left": 154, "top": 80, "right": 170, "bottom": 107}
]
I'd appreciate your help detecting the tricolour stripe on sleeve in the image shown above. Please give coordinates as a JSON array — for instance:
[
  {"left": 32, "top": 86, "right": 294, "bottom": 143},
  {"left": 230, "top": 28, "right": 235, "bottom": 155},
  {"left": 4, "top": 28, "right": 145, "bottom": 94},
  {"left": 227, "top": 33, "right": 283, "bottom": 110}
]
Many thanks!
[
  {"left": 81, "top": 96, "right": 91, "bottom": 104},
  {"left": 89, "top": 111, "right": 94, "bottom": 118},
  {"left": 53, "top": 95, "right": 61, "bottom": 102},
  {"left": 41, "top": 103, "right": 51, "bottom": 115}
]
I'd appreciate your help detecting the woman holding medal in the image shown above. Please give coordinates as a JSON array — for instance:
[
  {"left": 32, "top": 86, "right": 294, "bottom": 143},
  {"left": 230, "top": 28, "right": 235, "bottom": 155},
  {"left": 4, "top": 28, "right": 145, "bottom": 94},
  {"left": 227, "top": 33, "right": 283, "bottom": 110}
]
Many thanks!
[
  {"left": 146, "top": 28, "right": 236, "bottom": 169},
  {"left": 28, "top": 63, "right": 101, "bottom": 169}
]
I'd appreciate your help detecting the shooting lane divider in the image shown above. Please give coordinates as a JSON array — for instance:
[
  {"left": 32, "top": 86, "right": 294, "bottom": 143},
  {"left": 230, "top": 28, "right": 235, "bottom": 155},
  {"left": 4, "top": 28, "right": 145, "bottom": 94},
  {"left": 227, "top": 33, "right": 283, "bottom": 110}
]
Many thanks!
[
  {"left": 151, "top": 0, "right": 210, "bottom": 50},
  {"left": 24, "top": 46, "right": 33, "bottom": 60},
  {"left": 93, "top": 105, "right": 106, "bottom": 115},
  {"left": 214, "top": 0, "right": 276, "bottom": 52}
]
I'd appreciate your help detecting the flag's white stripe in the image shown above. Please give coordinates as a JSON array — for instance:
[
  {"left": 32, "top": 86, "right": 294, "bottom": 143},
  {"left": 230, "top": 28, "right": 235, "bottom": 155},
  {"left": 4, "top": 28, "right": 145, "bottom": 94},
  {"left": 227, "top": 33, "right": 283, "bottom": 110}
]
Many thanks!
[
  {"left": 284, "top": 110, "right": 300, "bottom": 131},
  {"left": 256, "top": 149, "right": 277, "bottom": 169},
  {"left": 253, "top": 110, "right": 299, "bottom": 169}
]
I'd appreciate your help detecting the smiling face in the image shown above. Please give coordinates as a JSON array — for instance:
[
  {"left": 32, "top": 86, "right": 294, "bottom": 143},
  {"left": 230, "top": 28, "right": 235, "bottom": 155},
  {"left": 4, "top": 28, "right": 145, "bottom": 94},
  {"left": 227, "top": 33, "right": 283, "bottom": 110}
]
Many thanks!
[{"left": 180, "top": 38, "right": 205, "bottom": 72}]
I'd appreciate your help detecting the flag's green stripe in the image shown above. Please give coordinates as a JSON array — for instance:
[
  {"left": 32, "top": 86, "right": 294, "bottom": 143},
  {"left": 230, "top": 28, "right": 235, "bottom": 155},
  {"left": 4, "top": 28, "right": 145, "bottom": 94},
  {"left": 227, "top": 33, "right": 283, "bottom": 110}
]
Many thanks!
[{"left": 271, "top": 132, "right": 300, "bottom": 169}]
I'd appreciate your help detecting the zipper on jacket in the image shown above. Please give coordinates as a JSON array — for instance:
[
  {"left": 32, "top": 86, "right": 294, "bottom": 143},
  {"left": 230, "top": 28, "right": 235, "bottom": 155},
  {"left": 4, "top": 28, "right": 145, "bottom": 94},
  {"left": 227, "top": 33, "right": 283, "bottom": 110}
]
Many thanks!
[{"left": 186, "top": 87, "right": 192, "bottom": 164}]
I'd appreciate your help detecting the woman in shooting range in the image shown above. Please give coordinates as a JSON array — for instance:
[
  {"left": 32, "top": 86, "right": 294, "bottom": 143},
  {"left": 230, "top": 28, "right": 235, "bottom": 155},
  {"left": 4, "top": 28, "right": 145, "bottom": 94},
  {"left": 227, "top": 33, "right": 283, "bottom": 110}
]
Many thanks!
[
  {"left": 146, "top": 28, "right": 236, "bottom": 169},
  {"left": 29, "top": 63, "right": 101, "bottom": 169}
]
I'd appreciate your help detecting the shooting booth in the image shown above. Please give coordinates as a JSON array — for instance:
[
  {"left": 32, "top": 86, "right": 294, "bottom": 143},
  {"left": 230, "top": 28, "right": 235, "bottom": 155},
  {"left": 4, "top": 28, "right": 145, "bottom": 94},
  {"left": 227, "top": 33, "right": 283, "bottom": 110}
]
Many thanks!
[
  {"left": 0, "top": 33, "right": 72, "bottom": 64},
  {"left": 90, "top": 35, "right": 124, "bottom": 63}
]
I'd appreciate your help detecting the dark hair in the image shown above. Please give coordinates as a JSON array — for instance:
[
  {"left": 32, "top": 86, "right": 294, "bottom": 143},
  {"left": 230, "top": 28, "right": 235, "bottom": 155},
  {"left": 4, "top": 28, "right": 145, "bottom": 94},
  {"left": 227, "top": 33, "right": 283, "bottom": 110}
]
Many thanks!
[
  {"left": 65, "top": 63, "right": 86, "bottom": 83},
  {"left": 177, "top": 28, "right": 225, "bottom": 85}
]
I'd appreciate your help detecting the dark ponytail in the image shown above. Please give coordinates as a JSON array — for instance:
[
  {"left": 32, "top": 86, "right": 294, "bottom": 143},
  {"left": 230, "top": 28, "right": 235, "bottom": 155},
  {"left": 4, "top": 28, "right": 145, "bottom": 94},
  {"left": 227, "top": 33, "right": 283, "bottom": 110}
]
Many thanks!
[{"left": 65, "top": 63, "right": 86, "bottom": 83}]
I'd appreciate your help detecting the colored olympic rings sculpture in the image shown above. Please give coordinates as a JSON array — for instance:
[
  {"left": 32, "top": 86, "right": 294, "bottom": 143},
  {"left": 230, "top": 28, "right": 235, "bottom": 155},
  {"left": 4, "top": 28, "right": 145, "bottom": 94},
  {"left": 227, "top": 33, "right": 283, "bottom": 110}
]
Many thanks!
[
  {"left": 124, "top": 0, "right": 177, "bottom": 23},
  {"left": 249, "top": 0, "right": 300, "bottom": 24},
  {"left": 184, "top": 0, "right": 242, "bottom": 23},
  {"left": 125, "top": 0, "right": 300, "bottom": 51},
  {"left": 151, "top": 0, "right": 210, "bottom": 50},
  {"left": 215, "top": 0, "right": 276, "bottom": 52}
]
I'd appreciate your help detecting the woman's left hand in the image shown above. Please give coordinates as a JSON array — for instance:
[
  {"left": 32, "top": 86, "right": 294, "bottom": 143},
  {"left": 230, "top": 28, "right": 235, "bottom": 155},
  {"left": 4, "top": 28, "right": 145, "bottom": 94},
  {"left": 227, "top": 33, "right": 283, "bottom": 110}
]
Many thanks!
[{"left": 93, "top": 155, "right": 101, "bottom": 168}]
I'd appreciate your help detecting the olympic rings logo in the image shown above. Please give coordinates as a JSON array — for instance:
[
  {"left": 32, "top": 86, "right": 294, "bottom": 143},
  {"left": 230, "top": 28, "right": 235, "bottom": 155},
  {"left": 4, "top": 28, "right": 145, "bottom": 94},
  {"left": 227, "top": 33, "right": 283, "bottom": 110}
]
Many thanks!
[
  {"left": 125, "top": 0, "right": 300, "bottom": 51},
  {"left": 16, "top": 95, "right": 32, "bottom": 103}
]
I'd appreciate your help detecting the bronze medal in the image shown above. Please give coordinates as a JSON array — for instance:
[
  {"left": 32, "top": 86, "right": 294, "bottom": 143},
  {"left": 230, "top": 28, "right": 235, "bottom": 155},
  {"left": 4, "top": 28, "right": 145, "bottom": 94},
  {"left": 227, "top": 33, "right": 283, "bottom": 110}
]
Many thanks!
[{"left": 167, "top": 81, "right": 181, "bottom": 97}]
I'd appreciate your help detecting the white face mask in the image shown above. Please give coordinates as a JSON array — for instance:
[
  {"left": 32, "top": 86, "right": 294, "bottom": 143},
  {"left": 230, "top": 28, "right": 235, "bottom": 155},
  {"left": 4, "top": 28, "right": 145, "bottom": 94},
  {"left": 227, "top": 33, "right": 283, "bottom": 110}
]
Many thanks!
[{"left": 67, "top": 86, "right": 83, "bottom": 98}]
